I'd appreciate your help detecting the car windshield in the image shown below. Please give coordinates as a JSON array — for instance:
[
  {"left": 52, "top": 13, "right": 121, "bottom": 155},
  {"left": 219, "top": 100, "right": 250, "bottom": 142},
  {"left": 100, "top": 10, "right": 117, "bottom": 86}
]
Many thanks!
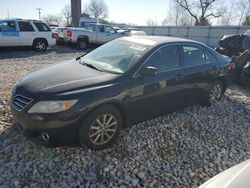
[{"left": 80, "top": 39, "right": 152, "bottom": 74}]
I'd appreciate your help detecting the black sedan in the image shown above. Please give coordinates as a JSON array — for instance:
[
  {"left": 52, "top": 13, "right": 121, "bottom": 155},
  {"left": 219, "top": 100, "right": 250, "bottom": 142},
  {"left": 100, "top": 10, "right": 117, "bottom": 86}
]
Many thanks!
[{"left": 11, "top": 36, "right": 233, "bottom": 149}]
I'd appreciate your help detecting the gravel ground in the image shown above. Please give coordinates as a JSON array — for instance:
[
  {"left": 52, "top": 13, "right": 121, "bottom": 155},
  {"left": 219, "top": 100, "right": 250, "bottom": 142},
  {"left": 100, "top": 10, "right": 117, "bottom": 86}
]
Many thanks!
[{"left": 0, "top": 47, "right": 250, "bottom": 188}]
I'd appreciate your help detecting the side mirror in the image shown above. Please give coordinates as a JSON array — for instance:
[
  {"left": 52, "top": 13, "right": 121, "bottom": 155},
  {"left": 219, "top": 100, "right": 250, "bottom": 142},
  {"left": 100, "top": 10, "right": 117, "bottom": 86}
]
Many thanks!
[{"left": 139, "top": 66, "right": 158, "bottom": 77}]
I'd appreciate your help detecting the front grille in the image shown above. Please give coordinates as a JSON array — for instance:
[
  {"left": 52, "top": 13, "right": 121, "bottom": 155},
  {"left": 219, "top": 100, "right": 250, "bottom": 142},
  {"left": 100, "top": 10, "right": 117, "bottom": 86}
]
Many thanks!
[{"left": 12, "top": 95, "right": 33, "bottom": 111}]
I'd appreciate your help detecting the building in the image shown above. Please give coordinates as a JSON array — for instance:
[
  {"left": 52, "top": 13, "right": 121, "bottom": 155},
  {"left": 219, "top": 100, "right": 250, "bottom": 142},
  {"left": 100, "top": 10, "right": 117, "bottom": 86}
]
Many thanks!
[{"left": 79, "top": 17, "right": 97, "bottom": 28}]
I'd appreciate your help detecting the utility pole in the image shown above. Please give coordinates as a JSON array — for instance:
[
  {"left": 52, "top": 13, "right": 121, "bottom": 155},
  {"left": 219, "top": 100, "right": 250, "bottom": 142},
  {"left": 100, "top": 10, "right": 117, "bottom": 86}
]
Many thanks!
[
  {"left": 36, "top": 8, "right": 42, "bottom": 20},
  {"left": 71, "top": 0, "right": 81, "bottom": 27}
]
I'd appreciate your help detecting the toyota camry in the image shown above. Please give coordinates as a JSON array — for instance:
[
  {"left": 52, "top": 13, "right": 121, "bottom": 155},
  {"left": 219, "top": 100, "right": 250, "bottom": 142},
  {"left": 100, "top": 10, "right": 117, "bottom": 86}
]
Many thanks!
[{"left": 11, "top": 36, "right": 233, "bottom": 149}]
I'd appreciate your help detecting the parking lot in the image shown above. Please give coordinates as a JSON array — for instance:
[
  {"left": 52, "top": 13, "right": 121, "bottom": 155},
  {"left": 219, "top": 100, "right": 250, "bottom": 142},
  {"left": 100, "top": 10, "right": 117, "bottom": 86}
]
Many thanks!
[{"left": 0, "top": 47, "right": 250, "bottom": 187}]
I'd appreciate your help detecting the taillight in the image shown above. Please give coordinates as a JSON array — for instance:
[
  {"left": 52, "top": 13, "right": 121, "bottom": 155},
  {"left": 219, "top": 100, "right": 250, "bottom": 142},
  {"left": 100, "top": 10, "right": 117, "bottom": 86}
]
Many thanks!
[
  {"left": 52, "top": 33, "right": 58, "bottom": 39},
  {"left": 67, "top": 31, "right": 72, "bottom": 38}
]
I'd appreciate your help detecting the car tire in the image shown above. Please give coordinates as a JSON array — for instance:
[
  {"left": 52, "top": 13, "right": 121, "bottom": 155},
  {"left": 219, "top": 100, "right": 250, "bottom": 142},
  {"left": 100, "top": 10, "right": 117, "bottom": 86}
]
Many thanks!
[
  {"left": 33, "top": 39, "right": 48, "bottom": 52},
  {"left": 79, "top": 105, "right": 122, "bottom": 150},
  {"left": 205, "top": 80, "right": 224, "bottom": 106},
  {"left": 77, "top": 38, "right": 88, "bottom": 50}
]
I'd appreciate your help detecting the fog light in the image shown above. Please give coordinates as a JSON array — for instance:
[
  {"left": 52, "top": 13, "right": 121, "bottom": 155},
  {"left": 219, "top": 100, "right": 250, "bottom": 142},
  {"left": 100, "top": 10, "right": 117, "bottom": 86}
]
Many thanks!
[{"left": 41, "top": 132, "right": 50, "bottom": 141}]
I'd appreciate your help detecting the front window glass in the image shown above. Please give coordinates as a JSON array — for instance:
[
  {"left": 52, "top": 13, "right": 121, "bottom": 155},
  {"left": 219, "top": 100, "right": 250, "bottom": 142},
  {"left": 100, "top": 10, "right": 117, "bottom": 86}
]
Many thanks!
[
  {"left": 105, "top": 26, "right": 115, "bottom": 34},
  {"left": 0, "top": 21, "right": 16, "bottom": 32},
  {"left": 81, "top": 40, "right": 152, "bottom": 74}
]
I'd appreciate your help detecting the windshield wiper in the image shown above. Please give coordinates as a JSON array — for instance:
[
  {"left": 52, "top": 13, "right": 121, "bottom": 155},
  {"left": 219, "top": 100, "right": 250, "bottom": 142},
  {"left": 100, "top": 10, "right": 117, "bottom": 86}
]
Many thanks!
[
  {"left": 76, "top": 54, "right": 85, "bottom": 61},
  {"left": 80, "top": 62, "right": 102, "bottom": 72}
]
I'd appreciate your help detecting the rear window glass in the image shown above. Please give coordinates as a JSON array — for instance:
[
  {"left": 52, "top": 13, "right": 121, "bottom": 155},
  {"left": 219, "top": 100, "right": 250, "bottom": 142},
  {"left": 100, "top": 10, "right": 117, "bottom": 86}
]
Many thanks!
[
  {"left": 34, "top": 22, "right": 51, "bottom": 31},
  {"left": 18, "top": 21, "right": 35, "bottom": 32},
  {"left": 182, "top": 46, "right": 206, "bottom": 66},
  {"left": 0, "top": 21, "right": 16, "bottom": 32},
  {"left": 147, "top": 45, "right": 180, "bottom": 71}
]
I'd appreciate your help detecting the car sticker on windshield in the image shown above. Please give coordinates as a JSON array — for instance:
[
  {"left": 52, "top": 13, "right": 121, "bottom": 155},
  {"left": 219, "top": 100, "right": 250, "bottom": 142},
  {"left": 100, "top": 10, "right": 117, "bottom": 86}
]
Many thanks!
[{"left": 129, "top": 45, "right": 146, "bottom": 51}]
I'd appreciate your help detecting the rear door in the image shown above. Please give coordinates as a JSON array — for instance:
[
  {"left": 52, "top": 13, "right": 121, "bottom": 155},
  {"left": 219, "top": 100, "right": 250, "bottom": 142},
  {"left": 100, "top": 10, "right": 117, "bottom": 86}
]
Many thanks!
[
  {"left": 0, "top": 20, "right": 19, "bottom": 46},
  {"left": 18, "top": 21, "right": 36, "bottom": 46},
  {"left": 178, "top": 44, "right": 219, "bottom": 105},
  {"left": 128, "top": 44, "right": 184, "bottom": 123}
]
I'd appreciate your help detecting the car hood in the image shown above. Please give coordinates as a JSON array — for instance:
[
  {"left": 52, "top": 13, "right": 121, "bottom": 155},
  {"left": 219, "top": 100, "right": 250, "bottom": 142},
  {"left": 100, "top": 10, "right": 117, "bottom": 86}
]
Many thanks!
[
  {"left": 199, "top": 159, "right": 250, "bottom": 188},
  {"left": 16, "top": 59, "right": 118, "bottom": 96}
]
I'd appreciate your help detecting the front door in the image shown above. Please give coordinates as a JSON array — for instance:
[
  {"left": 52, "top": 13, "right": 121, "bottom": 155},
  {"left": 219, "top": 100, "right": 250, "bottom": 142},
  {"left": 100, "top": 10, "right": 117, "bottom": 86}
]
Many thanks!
[
  {"left": 104, "top": 26, "right": 120, "bottom": 42},
  {"left": 128, "top": 44, "right": 185, "bottom": 123}
]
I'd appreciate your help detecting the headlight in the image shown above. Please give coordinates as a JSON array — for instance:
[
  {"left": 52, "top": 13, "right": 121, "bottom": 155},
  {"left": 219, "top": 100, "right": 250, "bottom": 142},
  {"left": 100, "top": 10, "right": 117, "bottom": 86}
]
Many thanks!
[{"left": 28, "top": 100, "right": 78, "bottom": 113}]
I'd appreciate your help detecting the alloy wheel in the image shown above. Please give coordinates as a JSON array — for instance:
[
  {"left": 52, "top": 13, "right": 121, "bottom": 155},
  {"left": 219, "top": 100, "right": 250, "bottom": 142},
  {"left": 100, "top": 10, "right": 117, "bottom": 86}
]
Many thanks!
[
  {"left": 36, "top": 42, "right": 46, "bottom": 51},
  {"left": 209, "top": 84, "right": 222, "bottom": 104},
  {"left": 89, "top": 114, "right": 118, "bottom": 145}
]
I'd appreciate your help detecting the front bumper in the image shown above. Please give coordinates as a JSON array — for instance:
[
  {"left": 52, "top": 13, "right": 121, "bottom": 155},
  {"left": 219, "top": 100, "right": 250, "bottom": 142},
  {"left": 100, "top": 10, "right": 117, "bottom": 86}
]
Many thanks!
[{"left": 11, "top": 105, "right": 83, "bottom": 146}]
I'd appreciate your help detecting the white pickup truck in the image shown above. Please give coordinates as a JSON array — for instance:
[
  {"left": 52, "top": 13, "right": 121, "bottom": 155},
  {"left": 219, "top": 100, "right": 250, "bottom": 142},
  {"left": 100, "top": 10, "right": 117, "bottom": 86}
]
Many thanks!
[
  {"left": 0, "top": 18, "right": 56, "bottom": 51},
  {"left": 66, "top": 24, "right": 125, "bottom": 50}
]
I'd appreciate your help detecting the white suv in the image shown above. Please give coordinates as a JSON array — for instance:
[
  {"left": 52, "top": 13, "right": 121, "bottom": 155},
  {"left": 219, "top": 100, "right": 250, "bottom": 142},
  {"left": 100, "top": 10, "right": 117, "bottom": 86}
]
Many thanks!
[{"left": 0, "top": 19, "right": 56, "bottom": 51}]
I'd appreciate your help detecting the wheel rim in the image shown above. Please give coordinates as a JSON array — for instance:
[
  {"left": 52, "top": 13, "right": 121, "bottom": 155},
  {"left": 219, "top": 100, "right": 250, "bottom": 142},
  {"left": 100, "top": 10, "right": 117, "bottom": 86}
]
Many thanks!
[
  {"left": 209, "top": 84, "right": 222, "bottom": 104},
  {"left": 36, "top": 42, "right": 46, "bottom": 51},
  {"left": 89, "top": 114, "right": 118, "bottom": 145},
  {"left": 79, "top": 41, "right": 86, "bottom": 49}
]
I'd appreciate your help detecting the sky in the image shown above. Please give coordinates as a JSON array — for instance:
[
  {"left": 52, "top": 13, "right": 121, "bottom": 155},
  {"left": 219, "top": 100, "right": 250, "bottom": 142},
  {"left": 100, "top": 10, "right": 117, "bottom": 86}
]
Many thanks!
[{"left": 0, "top": 0, "right": 170, "bottom": 25}]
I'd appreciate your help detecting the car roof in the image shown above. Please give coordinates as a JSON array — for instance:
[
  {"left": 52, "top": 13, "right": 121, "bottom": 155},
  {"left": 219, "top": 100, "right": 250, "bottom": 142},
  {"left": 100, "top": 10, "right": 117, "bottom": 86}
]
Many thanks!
[
  {"left": 0, "top": 18, "right": 43, "bottom": 23},
  {"left": 120, "top": 36, "right": 202, "bottom": 46}
]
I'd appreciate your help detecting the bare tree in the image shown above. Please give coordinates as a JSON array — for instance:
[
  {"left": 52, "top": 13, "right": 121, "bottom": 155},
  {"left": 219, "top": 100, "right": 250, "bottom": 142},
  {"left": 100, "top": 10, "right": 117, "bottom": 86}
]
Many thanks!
[
  {"left": 175, "top": 0, "right": 223, "bottom": 25},
  {"left": 62, "top": 4, "right": 71, "bottom": 26},
  {"left": 86, "top": 0, "right": 108, "bottom": 19},
  {"left": 42, "top": 14, "right": 62, "bottom": 25},
  {"left": 162, "top": 1, "right": 194, "bottom": 26},
  {"left": 146, "top": 18, "right": 159, "bottom": 26},
  {"left": 238, "top": 0, "right": 250, "bottom": 25},
  {"left": 243, "top": 16, "right": 250, "bottom": 25},
  {"left": 217, "top": 2, "right": 235, "bottom": 26}
]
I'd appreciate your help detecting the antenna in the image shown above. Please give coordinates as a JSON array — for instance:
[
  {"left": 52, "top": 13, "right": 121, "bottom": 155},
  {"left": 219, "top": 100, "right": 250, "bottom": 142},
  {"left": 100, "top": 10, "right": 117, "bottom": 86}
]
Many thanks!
[
  {"left": 7, "top": 9, "right": 10, "bottom": 18},
  {"left": 36, "top": 8, "right": 42, "bottom": 20}
]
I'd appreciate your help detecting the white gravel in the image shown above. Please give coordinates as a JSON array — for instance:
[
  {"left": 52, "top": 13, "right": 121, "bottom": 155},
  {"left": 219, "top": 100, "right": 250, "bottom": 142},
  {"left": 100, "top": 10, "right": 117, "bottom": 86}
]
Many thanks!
[{"left": 0, "top": 48, "right": 250, "bottom": 188}]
